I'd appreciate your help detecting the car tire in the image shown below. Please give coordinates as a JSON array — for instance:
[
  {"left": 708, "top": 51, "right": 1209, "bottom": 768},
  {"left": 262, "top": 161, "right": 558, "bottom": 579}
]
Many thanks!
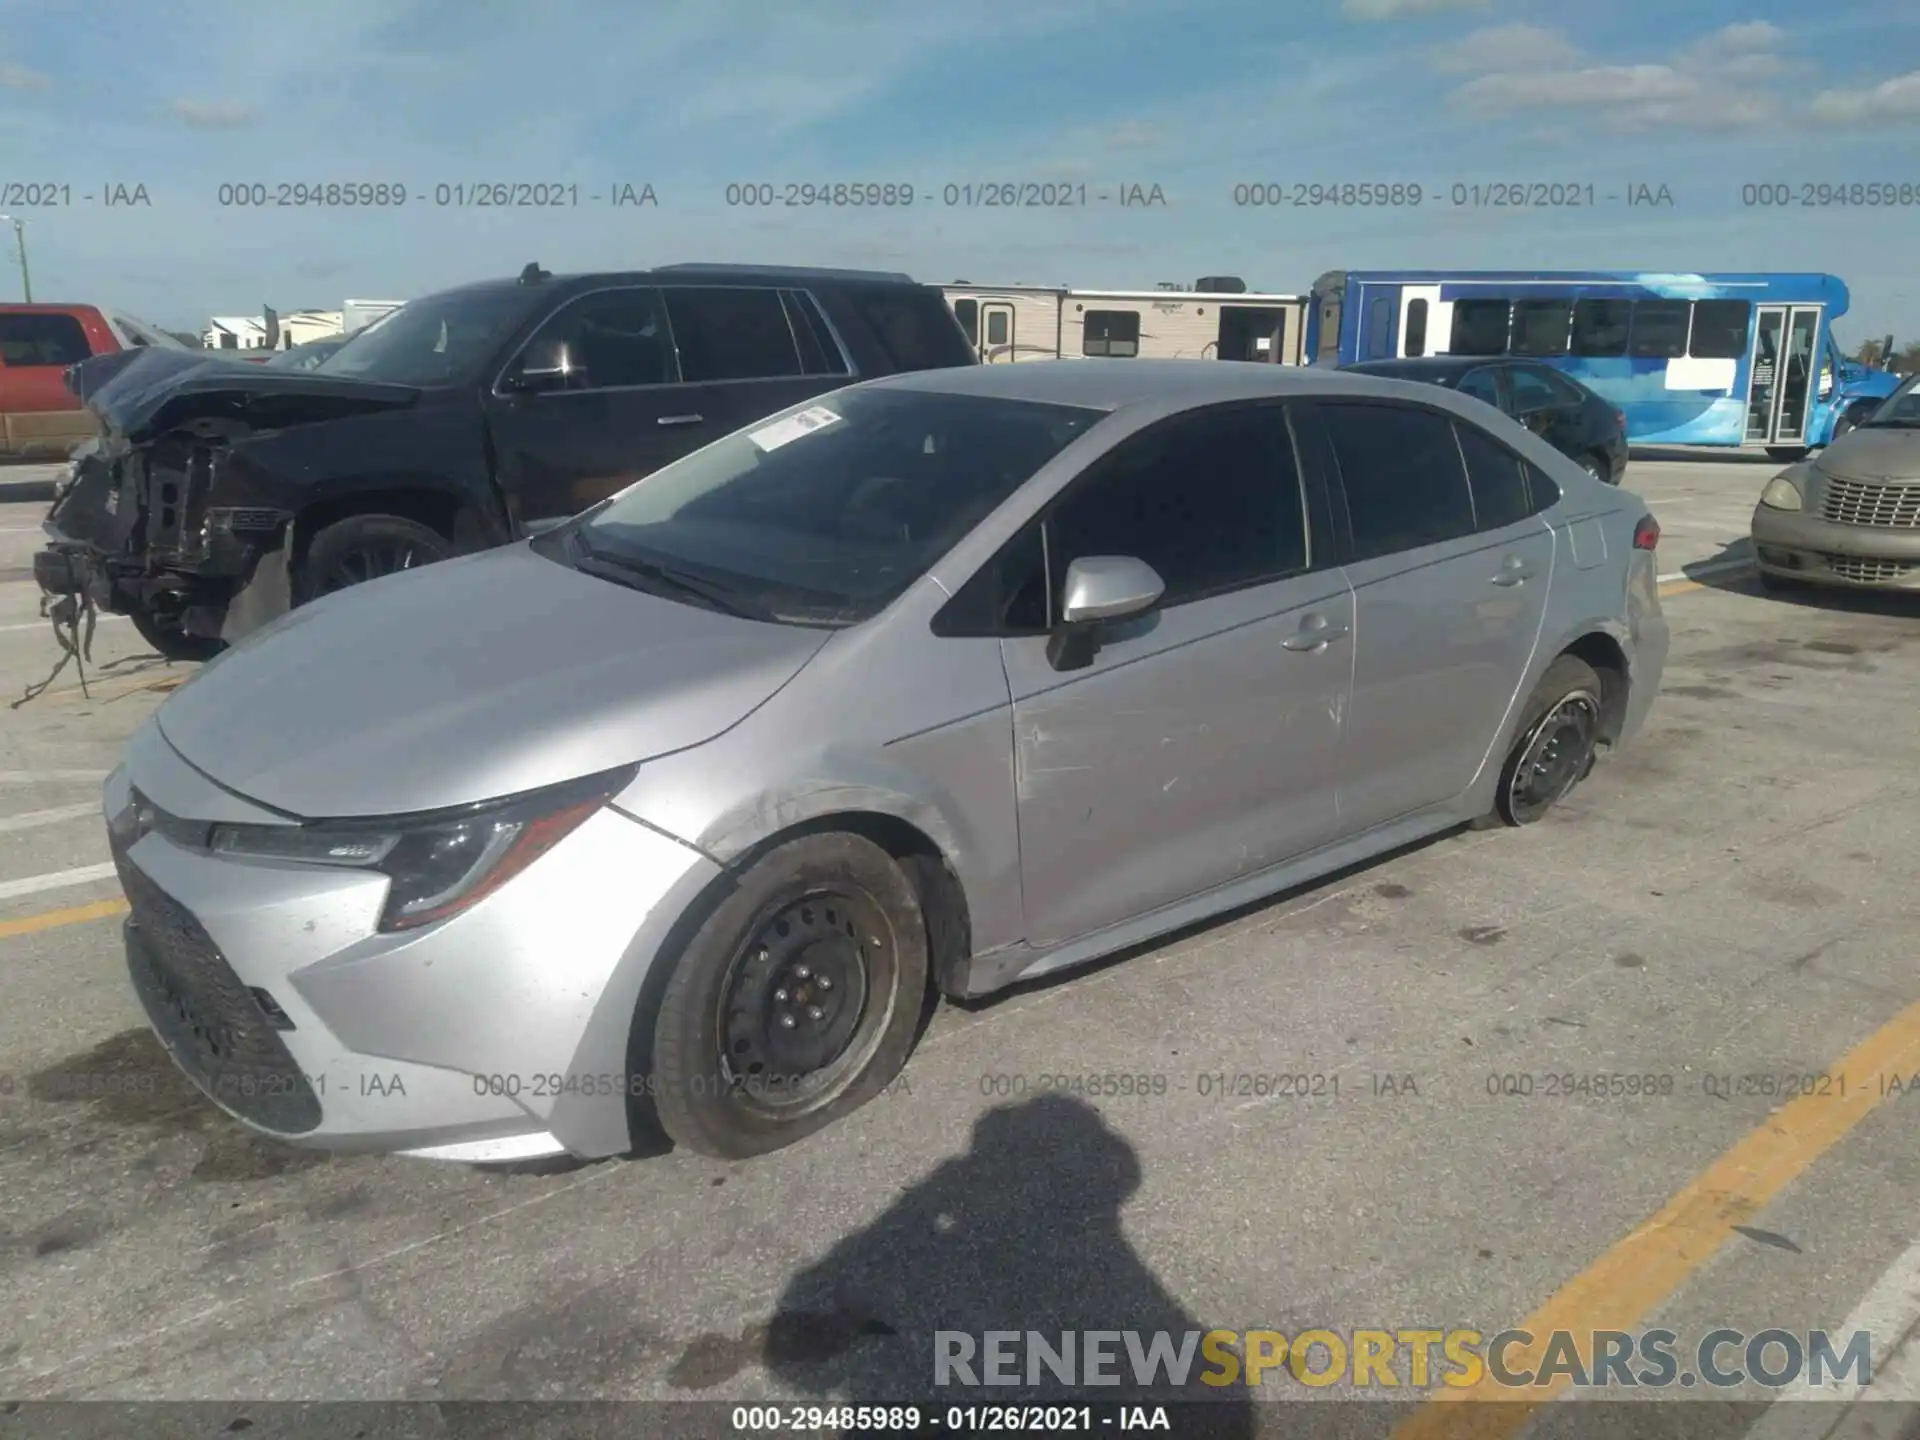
[
  {"left": 1766, "top": 446, "right": 1810, "bottom": 463},
  {"left": 294, "top": 514, "right": 454, "bottom": 604},
  {"left": 1477, "top": 655, "right": 1605, "bottom": 829},
  {"left": 649, "top": 832, "right": 929, "bottom": 1160},
  {"left": 1579, "top": 454, "right": 1610, "bottom": 485},
  {"left": 128, "top": 604, "right": 227, "bottom": 663}
]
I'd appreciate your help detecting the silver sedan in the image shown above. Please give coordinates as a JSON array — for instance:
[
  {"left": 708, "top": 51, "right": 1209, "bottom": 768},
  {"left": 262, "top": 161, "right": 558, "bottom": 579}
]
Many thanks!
[{"left": 104, "top": 359, "right": 1669, "bottom": 1163}]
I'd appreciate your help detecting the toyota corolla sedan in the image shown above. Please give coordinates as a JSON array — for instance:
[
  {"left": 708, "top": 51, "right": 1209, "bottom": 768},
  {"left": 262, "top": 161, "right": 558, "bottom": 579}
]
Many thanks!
[{"left": 106, "top": 361, "right": 1668, "bottom": 1164}]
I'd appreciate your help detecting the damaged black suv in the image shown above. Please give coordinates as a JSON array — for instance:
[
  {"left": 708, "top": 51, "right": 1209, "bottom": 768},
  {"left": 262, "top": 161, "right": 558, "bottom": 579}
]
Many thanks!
[{"left": 35, "top": 262, "right": 977, "bottom": 659}]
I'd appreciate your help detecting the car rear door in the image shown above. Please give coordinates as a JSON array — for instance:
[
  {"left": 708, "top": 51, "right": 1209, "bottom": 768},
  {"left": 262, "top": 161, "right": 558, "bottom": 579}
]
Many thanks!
[
  {"left": 996, "top": 401, "right": 1353, "bottom": 948},
  {"left": 0, "top": 309, "right": 107, "bottom": 458},
  {"left": 659, "top": 285, "right": 847, "bottom": 439},
  {"left": 1506, "top": 364, "right": 1587, "bottom": 460},
  {"left": 1302, "top": 397, "right": 1553, "bottom": 829}
]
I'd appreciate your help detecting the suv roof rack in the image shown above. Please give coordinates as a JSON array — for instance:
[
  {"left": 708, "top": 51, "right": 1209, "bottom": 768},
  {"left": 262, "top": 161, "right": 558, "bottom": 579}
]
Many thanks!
[{"left": 651, "top": 263, "right": 918, "bottom": 284}]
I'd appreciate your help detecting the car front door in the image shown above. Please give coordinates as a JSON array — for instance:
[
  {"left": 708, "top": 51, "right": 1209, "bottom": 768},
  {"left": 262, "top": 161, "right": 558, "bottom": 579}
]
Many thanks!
[
  {"left": 997, "top": 401, "right": 1353, "bottom": 949},
  {"left": 1305, "top": 398, "right": 1553, "bottom": 829},
  {"left": 485, "top": 286, "right": 728, "bottom": 527}
]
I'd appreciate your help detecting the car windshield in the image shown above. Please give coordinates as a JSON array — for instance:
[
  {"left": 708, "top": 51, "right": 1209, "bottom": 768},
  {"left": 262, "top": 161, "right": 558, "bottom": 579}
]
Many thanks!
[
  {"left": 563, "top": 387, "right": 1103, "bottom": 626},
  {"left": 1862, "top": 376, "right": 1920, "bottom": 428},
  {"left": 315, "top": 288, "right": 536, "bottom": 386}
]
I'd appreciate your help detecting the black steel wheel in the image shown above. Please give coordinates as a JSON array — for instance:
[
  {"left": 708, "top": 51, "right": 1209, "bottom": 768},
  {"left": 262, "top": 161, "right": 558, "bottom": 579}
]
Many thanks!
[
  {"left": 647, "top": 832, "right": 929, "bottom": 1160},
  {"left": 295, "top": 514, "right": 453, "bottom": 603},
  {"left": 1482, "top": 655, "right": 1607, "bottom": 828}
]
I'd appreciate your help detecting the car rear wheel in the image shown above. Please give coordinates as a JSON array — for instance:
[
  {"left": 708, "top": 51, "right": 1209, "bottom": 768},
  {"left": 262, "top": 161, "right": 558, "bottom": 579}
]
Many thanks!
[
  {"left": 294, "top": 514, "right": 454, "bottom": 603},
  {"left": 649, "top": 832, "right": 929, "bottom": 1160},
  {"left": 1766, "top": 446, "right": 1810, "bottom": 462},
  {"left": 1579, "top": 454, "right": 1609, "bottom": 484},
  {"left": 128, "top": 604, "right": 226, "bottom": 663},
  {"left": 1480, "top": 655, "right": 1604, "bottom": 828}
]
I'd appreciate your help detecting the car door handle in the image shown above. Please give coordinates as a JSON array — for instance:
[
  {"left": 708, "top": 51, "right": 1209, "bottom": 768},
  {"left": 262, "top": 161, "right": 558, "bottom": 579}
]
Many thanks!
[
  {"left": 1491, "top": 557, "right": 1538, "bottom": 586},
  {"left": 1281, "top": 617, "right": 1350, "bottom": 651},
  {"left": 657, "top": 414, "right": 704, "bottom": 426}
]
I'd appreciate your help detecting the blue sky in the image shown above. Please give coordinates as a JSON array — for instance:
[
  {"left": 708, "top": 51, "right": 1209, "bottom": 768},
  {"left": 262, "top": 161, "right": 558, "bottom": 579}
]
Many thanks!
[{"left": 0, "top": 0, "right": 1916, "bottom": 341}]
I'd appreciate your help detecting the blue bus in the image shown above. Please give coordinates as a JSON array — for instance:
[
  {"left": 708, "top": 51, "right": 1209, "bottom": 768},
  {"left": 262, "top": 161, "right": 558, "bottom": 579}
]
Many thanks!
[{"left": 1305, "top": 270, "right": 1901, "bottom": 457}]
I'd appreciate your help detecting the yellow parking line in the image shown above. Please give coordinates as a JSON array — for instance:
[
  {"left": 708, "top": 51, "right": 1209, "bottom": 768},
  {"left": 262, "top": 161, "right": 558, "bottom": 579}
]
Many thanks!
[
  {"left": 1391, "top": 995, "right": 1920, "bottom": 1439},
  {"left": 0, "top": 895, "right": 128, "bottom": 939}
]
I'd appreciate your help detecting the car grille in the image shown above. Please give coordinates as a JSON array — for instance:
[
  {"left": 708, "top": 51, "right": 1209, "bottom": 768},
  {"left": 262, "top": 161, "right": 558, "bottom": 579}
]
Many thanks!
[
  {"left": 113, "top": 832, "right": 322, "bottom": 1134},
  {"left": 1821, "top": 477, "right": 1920, "bottom": 529},
  {"left": 1820, "top": 552, "right": 1919, "bottom": 584}
]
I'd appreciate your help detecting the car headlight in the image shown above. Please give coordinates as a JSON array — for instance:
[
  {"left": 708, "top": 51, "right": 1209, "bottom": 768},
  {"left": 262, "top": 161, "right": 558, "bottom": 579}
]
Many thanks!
[
  {"left": 207, "top": 764, "right": 637, "bottom": 932},
  {"left": 1759, "top": 475, "right": 1804, "bottom": 511}
]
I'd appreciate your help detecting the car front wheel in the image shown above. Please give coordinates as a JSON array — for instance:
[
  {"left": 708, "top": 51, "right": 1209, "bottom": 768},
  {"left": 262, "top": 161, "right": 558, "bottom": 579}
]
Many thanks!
[
  {"left": 294, "top": 514, "right": 454, "bottom": 603},
  {"left": 648, "top": 832, "right": 929, "bottom": 1160},
  {"left": 128, "top": 603, "right": 226, "bottom": 663},
  {"left": 1482, "top": 655, "right": 1605, "bottom": 827}
]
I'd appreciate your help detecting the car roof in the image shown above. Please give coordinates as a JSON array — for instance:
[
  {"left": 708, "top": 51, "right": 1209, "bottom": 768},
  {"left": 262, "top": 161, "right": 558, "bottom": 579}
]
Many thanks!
[
  {"left": 1347, "top": 356, "right": 1512, "bottom": 374},
  {"left": 863, "top": 358, "right": 1432, "bottom": 411},
  {"left": 420, "top": 264, "right": 928, "bottom": 304}
]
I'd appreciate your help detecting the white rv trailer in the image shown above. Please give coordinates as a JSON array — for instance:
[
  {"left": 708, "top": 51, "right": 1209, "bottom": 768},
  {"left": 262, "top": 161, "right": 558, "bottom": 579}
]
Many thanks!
[{"left": 941, "top": 284, "right": 1309, "bottom": 366}]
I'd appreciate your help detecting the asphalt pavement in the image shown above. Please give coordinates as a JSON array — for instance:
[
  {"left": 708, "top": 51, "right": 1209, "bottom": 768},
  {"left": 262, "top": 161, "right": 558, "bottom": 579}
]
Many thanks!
[{"left": 1, "top": 450, "right": 1918, "bottom": 1440}]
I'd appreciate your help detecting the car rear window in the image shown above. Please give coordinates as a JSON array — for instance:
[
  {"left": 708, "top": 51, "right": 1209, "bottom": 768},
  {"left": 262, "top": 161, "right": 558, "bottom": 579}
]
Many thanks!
[
  {"left": 0, "top": 312, "right": 93, "bottom": 366},
  {"left": 840, "top": 287, "right": 977, "bottom": 371}
]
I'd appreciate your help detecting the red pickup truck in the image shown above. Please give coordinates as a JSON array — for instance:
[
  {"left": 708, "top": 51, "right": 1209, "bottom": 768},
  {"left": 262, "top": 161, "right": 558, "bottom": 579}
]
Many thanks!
[{"left": 0, "top": 304, "right": 189, "bottom": 459}]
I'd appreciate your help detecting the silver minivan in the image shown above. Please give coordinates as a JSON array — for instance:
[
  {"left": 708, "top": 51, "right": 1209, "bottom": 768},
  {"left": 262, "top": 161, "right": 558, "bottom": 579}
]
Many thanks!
[{"left": 104, "top": 360, "right": 1669, "bottom": 1164}]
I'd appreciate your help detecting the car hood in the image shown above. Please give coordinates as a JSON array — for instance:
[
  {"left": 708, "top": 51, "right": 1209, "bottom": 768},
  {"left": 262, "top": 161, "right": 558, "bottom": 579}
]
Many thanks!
[
  {"left": 153, "top": 543, "right": 833, "bottom": 818},
  {"left": 1815, "top": 427, "right": 1920, "bottom": 484},
  {"left": 65, "top": 347, "right": 420, "bottom": 446}
]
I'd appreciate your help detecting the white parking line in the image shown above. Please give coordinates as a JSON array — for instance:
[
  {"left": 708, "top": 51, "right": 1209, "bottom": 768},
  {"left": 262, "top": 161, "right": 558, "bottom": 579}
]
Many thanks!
[
  {"left": 0, "top": 862, "right": 117, "bottom": 902},
  {"left": 1658, "top": 556, "right": 1755, "bottom": 584},
  {"left": 0, "top": 615, "right": 127, "bottom": 634},
  {"left": 1740, "top": 1235, "right": 1920, "bottom": 1437},
  {"left": 0, "top": 803, "right": 99, "bottom": 834},
  {"left": 0, "top": 771, "right": 110, "bottom": 783}
]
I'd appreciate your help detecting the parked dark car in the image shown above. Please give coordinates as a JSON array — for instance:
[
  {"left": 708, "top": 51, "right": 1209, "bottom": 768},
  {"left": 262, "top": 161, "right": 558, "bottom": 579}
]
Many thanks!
[
  {"left": 34, "top": 262, "right": 977, "bottom": 660},
  {"left": 1344, "top": 356, "right": 1628, "bottom": 485}
]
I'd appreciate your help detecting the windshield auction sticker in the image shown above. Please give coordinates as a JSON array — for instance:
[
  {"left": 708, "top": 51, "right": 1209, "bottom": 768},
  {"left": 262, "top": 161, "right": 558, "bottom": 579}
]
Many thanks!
[{"left": 748, "top": 406, "right": 843, "bottom": 451}]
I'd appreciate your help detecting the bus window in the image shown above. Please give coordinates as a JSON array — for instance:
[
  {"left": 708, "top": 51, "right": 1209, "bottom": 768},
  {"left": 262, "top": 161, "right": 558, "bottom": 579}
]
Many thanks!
[
  {"left": 1451, "top": 299, "right": 1511, "bottom": 356},
  {"left": 952, "top": 298, "right": 979, "bottom": 345},
  {"left": 1570, "top": 299, "right": 1631, "bottom": 357},
  {"left": 1405, "top": 299, "right": 1428, "bottom": 357},
  {"left": 1689, "top": 300, "right": 1750, "bottom": 359},
  {"left": 1366, "top": 297, "right": 1393, "bottom": 358},
  {"left": 1628, "top": 301, "right": 1690, "bottom": 358},
  {"left": 1511, "top": 300, "right": 1571, "bottom": 357}
]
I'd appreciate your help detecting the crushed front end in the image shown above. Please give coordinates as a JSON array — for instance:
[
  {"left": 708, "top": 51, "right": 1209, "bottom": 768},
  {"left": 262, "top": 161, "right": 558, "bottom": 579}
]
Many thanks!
[{"left": 37, "top": 427, "right": 293, "bottom": 647}]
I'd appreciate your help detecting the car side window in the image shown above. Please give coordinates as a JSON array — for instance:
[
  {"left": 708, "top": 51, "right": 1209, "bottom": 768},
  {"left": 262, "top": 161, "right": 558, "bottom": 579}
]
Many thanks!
[
  {"left": 514, "top": 288, "right": 676, "bottom": 391},
  {"left": 1535, "top": 367, "right": 1588, "bottom": 406},
  {"left": 1457, "top": 368, "right": 1501, "bottom": 408},
  {"left": 665, "top": 287, "right": 804, "bottom": 382},
  {"left": 0, "top": 313, "right": 92, "bottom": 366},
  {"left": 1454, "top": 421, "right": 1535, "bottom": 530},
  {"left": 1506, "top": 366, "right": 1561, "bottom": 415},
  {"left": 1320, "top": 402, "right": 1475, "bottom": 560},
  {"left": 1042, "top": 405, "right": 1308, "bottom": 612}
]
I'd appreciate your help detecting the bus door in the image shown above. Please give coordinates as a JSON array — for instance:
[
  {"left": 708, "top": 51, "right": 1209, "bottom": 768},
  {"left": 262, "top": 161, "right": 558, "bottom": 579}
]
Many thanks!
[
  {"left": 1398, "top": 285, "right": 1442, "bottom": 357},
  {"left": 1359, "top": 287, "right": 1400, "bottom": 361},
  {"left": 980, "top": 302, "right": 1016, "bottom": 363},
  {"left": 1745, "top": 305, "right": 1822, "bottom": 445}
]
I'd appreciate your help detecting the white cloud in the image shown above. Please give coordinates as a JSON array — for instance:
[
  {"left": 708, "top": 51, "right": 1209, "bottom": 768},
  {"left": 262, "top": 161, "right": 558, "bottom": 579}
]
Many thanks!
[
  {"left": 0, "top": 59, "right": 47, "bottom": 90},
  {"left": 170, "top": 99, "right": 255, "bottom": 130},
  {"left": 1429, "top": 24, "right": 1577, "bottom": 75},
  {"left": 1342, "top": 0, "right": 1489, "bottom": 19},
  {"left": 1441, "top": 18, "right": 1800, "bottom": 131},
  {"left": 1810, "top": 69, "right": 1920, "bottom": 125}
]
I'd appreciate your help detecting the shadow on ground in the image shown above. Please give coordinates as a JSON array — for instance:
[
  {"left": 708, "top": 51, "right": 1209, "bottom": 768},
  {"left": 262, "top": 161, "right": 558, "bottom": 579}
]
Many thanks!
[{"left": 1681, "top": 538, "right": 1920, "bottom": 617}]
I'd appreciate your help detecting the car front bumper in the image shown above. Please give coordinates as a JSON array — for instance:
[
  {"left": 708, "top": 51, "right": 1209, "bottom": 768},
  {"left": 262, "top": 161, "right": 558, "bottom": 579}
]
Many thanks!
[
  {"left": 1749, "top": 505, "right": 1920, "bottom": 590},
  {"left": 107, "top": 719, "right": 721, "bottom": 1162}
]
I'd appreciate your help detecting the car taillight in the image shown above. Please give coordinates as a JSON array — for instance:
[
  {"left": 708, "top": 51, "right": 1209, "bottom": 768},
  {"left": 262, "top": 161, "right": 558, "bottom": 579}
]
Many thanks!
[{"left": 1633, "top": 515, "right": 1660, "bottom": 551}]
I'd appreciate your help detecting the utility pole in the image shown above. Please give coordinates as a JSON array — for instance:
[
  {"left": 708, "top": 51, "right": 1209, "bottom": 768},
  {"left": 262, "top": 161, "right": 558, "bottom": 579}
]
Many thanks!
[{"left": 0, "top": 215, "right": 30, "bottom": 301}]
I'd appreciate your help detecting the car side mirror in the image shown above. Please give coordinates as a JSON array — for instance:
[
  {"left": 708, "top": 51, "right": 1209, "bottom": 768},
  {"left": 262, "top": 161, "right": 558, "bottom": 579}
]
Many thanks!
[
  {"left": 507, "top": 339, "right": 578, "bottom": 394},
  {"left": 1046, "top": 555, "right": 1165, "bottom": 671}
]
